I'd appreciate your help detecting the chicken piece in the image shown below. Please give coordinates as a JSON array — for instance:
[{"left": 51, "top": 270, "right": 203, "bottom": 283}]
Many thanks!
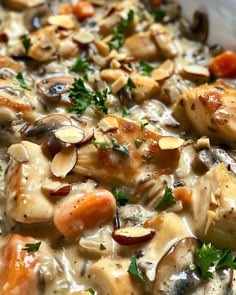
[
  {"left": 124, "top": 31, "right": 160, "bottom": 61},
  {"left": 5, "top": 141, "right": 54, "bottom": 223},
  {"left": 191, "top": 163, "right": 236, "bottom": 249},
  {"left": 179, "top": 81, "right": 236, "bottom": 143},
  {"left": 74, "top": 115, "right": 181, "bottom": 186},
  {"left": 0, "top": 56, "right": 22, "bottom": 74},
  {"left": 0, "top": 78, "right": 36, "bottom": 123},
  {"left": 88, "top": 257, "right": 145, "bottom": 295},
  {"left": 28, "top": 26, "right": 59, "bottom": 62},
  {"left": 2, "top": 0, "right": 45, "bottom": 11}
]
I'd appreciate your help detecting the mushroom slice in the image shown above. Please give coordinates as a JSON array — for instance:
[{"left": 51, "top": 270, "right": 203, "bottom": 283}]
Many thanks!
[
  {"left": 23, "top": 114, "right": 72, "bottom": 139},
  {"left": 24, "top": 3, "right": 52, "bottom": 32},
  {"left": 54, "top": 126, "right": 85, "bottom": 144},
  {"left": 112, "top": 226, "right": 155, "bottom": 246},
  {"left": 153, "top": 238, "right": 233, "bottom": 294},
  {"left": 37, "top": 76, "right": 74, "bottom": 104},
  {"left": 51, "top": 146, "right": 78, "bottom": 178}
]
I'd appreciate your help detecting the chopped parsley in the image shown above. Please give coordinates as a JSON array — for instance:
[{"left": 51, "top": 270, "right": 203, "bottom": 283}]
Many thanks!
[
  {"left": 100, "top": 243, "right": 106, "bottom": 251},
  {"left": 111, "top": 187, "right": 128, "bottom": 206},
  {"left": 140, "top": 121, "right": 149, "bottom": 129},
  {"left": 124, "top": 77, "right": 136, "bottom": 92},
  {"left": 109, "top": 10, "right": 134, "bottom": 49},
  {"left": 118, "top": 10, "right": 134, "bottom": 29},
  {"left": 154, "top": 187, "right": 176, "bottom": 210},
  {"left": 194, "top": 243, "right": 236, "bottom": 279},
  {"left": 15, "top": 73, "right": 31, "bottom": 91},
  {"left": 154, "top": 8, "right": 166, "bottom": 23},
  {"left": 70, "top": 56, "right": 91, "bottom": 73},
  {"left": 68, "top": 78, "right": 109, "bottom": 114},
  {"left": 20, "top": 35, "right": 31, "bottom": 53},
  {"left": 86, "top": 288, "right": 95, "bottom": 295},
  {"left": 139, "top": 60, "right": 154, "bottom": 76},
  {"left": 122, "top": 106, "right": 131, "bottom": 117},
  {"left": 135, "top": 139, "right": 143, "bottom": 149},
  {"left": 112, "top": 138, "right": 129, "bottom": 157},
  {"left": 128, "top": 256, "right": 145, "bottom": 281},
  {"left": 23, "top": 241, "right": 41, "bottom": 252},
  {"left": 92, "top": 137, "right": 111, "bottom": 149}
]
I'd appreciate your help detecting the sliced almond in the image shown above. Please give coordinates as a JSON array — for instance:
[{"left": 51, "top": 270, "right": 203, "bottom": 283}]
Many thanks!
[
  {"left": 152, "top": 60, "right": 174, "bottom": 81},
  {"left": 42, "top": 178, "right": 71, "bottom": 197},
  {"left": 182, "top": 65, "right": 210, "bottom": 79},
  {"left": 81, "top": 128, "right": 94, "bottom": 144},
  {"left": 158, "top": 137, "right": 185, "bottom": 150},
  {"left": 111, "top": 76, "right": 128, "bottom": 94},
  {"left": 54, "top": 126, "right": 85, "bottom": 144},
  {"left": 196, "top": 137, "right": 210, "bottom": 150},
  {"left": 73, "top": 28, "right": 94, "bottom": 44},
  {"left": 94, "top": 40, "right": 110, "bottom": 56},
  {"left": 99, "top": 116, "right": 119, "bottom": 132},
  {"left": 7, "top": 143, "right": 30, "bottom": 163},
  {"left": 110, "top": 59, "right": 121, "bottom": 69},
  {"left": 48, "top": 15, "right": 75, "bottom": 29},
  {"left": 204, "top": 210, "right": 216, "bottom": 235},
  {"left": 51, "top": 146, "right": 77, "bottom": 178},
  {"left": 112, "top": 226, "right": 155, "bottom": 246}
]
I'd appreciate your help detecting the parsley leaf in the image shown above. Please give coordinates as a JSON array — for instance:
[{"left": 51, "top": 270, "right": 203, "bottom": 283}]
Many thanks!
[
  {"left": 119, "top": 10, "right": 134, "bottom": 29},
  {"left": 20, "top": 35, "right": 31, "bottom": 53},
  {"left": 71, "top": 56, "right": 91, "bottom": 73},
  {"left": 135, "top": 139, "right": 143, "bottom": 149},
  {"left": 194, "top": 243, "right": 220, "bottom": 279},
  {"left": 154, "top": 187, "right": 176, "bottom": 210},
  {"left": 216, "top": 248, "right": 236, "bottom": 270},
  {"left": 109, "top": 28, "right": 125, "bottom": 49},
  {"left": 100, "top": 243, "right": 106, "bottom": 251},
  {"left": 122, "top": 106, "right": 131, "bottom": 117},
  {"left": 23, "top": 241, "right": 41, "bottom": 252},
  {"left": 128, "top": 256, "right": 145, "bottom": 281},
  {"left": 124, "top": 77, "right": 136, "bottom": 91},
  {"left": 139, "top": 60, "right": 154, "bottom": 76},
  {"left": 68, "top": 78, "right": 109, "bottom": 114},
  {"left": 111, "top": 188, "right": 128, "bottom": 206},
  {"left": 86, "top": 288, "right": 95, "bottom": 295},
  {"left": 15, "top": 73, "right": 31, "bottom": 91},
  {"left": 92, "top": 137, "right": 111, "bottom": 149},
  {"left": 112, "top": 138, "right": 129, "bottom": 157},
  {"left": 140, "top": 121, "right": 149, "bottom": 129},
  {"left": 154, "top": 8, "right": 166, "bottom": 23}
]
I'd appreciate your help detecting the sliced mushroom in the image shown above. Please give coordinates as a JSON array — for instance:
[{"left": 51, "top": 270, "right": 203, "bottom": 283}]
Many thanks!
[
  {"left": 210, "top": 146, "right": 236, "bottom": 175},
  {"left": 153, "top": 237, "right": 234, "bottom": 294},
  {"left": 24, "top": 3, "right": 52, "bottom": 32},
  {"left": 191, "top": 149, "right": 214, "bottom": 175},
  {"left": 37, "top": 76, "right": 74, "bottom": 104},
  {"left": 180, "top": 11, "right": 208, "bottom": 43}
]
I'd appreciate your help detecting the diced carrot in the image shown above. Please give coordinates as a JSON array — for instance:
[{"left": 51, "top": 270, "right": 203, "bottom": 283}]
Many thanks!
[
  {"left": 58, "top": 3, "right": 72, "bottom": 15},
  {"left": 0, "top": 233, "right": 40, "bottom": 295},
  {"left": 72, "top": 1, "right": 94, "bottom": 19},
  {"left": 209, "top": 51, "right": 236, "bottom": 78},
  {"left": 173, "top": 187, "right": 192, "bottom": 207},
  {"left": 54, "top": 189, "right": 116, "bottom": 239}
]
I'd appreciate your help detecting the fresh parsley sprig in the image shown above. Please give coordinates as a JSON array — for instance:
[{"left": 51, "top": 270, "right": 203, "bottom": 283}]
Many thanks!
[
  {"left": 128, "top": 256, "right": 145, "bottom": 281},
  {"left": 154, "top": 187, "right": 176, "bottom": 210},
  {"left": 124, "top": 77, "right": 136, "bottom": 91},
  {"left": 15, "top": 73, "right": 31, "bottom": 91},
  {"left": 111, "top": 187, "right": 128, "bottom": 206},
  {"left": 139, "top": 60, "right": 154, "bottom": 76},
  {"left": 154, "top": 8, "right": 166, "bottom": 23},
  {"left": 119, "top": 10, "right": 134, "bottom": 30},
  {"left": 68, "top": 78, "right": 109, "bottom": 114},
  {"left": 23, "top": 241, "right": 41, "bottom": 252},
  {"left": 20, "top": 35, "right": 31, "bottom": 53},
  {"left": 70, "top": 56, "right": 91, "bottom": 73}
]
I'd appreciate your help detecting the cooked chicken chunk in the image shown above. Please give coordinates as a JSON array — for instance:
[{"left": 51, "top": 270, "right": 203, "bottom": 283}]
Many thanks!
[
  {"left": 74, "top": 115, "right": 181, "bottom": 186},
  {"left": 191, "top": 163, "right": 236, "bottom": 249},
  {"left": 180, "top": 82, "right": 236, "bottom": 143},
  {"left": 5, "top": 141, "right": 54, "bottom": 223}
]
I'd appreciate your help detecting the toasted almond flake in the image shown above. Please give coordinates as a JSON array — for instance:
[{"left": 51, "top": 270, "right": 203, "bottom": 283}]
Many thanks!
[
  {"left": 158, "top": 136, "right": 185, "bottom": 150},
  {"left": 204, "top": 210, "right": 216, "bottom": 235},
  {"left": 152, "top": 59, "right": 175, "bottom": 81},
  {"left": 41, "top": 178, "right": 71, "bottom": 197},
  {"left": 111, "top": 76, "right": 128, "bottom": 94},
  {"left": 182, "top": 65, "right": 210, "bottom": 78},
  {"left": 94, "top": 40, "right": 110, "bottom": 56},
  {"left": 7, "top": 143, "right": 30, "bottom": 162},
  {"left": 48, "top": 15, "right": 75, "bottom": 29},
  {"left": 81, "top": 128, "right": 94, "bottom": 143},
  {"left": 51, "top": 146, "right": 77, "bottom": 178},
  {"left": 196, "top": 137, "right": 210, "bottom": 150},
  {"left": 54, "top": 126, "right": 85, "bottom": 144},
  {"left": 110, "top": 59, "right": 121, "bottom": 69},
  {"left": 73, "top": 28, "right": 94, "bottom": 44},
  {"left": 99, "top": 116, "right": 119, "bottom": 132}
]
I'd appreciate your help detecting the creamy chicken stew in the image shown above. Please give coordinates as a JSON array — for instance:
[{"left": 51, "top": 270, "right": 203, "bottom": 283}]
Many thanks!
[{"left": 1, "top": 0, "right": 236, "bottom": 294}]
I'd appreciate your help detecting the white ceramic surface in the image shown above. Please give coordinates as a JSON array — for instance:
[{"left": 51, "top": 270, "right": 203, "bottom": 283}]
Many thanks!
[{"left": 176, "top": 0, "right": 236, "bottom": 49}]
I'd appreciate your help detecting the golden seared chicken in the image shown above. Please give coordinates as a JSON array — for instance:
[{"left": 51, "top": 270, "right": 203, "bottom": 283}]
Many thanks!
[
  {"left": 74, "top": 115, "right": 183, "bottom": 186},
  {"left": 191, "top": 163, "right": 236, "bottom": 249},
  {"left": 180, "top": 81, "right": 236, "bottom": 143}
]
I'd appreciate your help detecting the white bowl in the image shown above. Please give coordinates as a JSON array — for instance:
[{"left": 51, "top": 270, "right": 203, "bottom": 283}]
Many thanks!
[{"left": 176, "top": 0, "right": 236, "bottom": 50}]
